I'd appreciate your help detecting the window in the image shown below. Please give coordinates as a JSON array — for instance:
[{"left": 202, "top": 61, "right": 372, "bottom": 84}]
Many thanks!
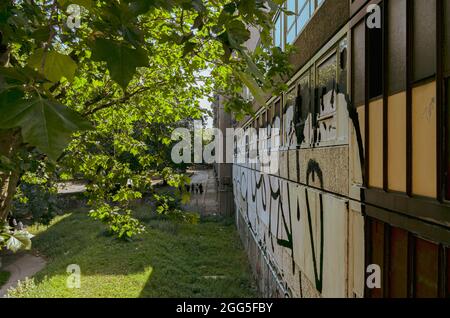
[
  {"left": 283, "top": 86, "right": 297, "bottom": 147},
  {"left": 286, "top": 0, "right": 312, "bottom": 44},
  {"left": 387, "top": 0, "right": 407, "bottom": 94},
  {"left": 316, "top": 53, "right": 338, "bottom": 144},
  {"left": 275, "top": 99, "right": 282, "bottom": 120},
  {"left": 367, "top": 4, "right": 383, "bottom": 99},
  {"left": 338, "top": 38, "right": 348, "bottom": 93},
  {"left": 446, "top": 79, "right": 450, "bottom": 200},
  {"left": 352, "top": 21, "right": 365, "bottom": 106},
  {"left": 444, "top": 0, "right": 450, "bottom": 75},
  {"left": 413, "top": 0, "right": 437, "bottom": 82},
  {"left": 274, "top": 13, "right": 284, "bottom": 50},
  {"left": 294, "top": 74, "right": 311, "bottom": 146},
  {"left": 274, "top": 0, "right": 325, "bottom": 47}
]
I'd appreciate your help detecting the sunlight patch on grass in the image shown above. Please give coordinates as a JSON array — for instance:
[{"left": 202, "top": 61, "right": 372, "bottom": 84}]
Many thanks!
[{"left": 8, "top": 210, "right": 257, "bottom": 298}]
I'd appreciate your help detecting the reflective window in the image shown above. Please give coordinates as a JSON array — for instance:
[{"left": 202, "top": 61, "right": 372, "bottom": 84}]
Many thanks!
[{"left": 273, "top": 0, "right": 325, "bottom": 47}]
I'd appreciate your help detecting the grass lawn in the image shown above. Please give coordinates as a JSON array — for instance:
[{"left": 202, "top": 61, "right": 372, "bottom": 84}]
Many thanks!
[{"left": 7, "top": 207, "right": 258, "bottom": 298}]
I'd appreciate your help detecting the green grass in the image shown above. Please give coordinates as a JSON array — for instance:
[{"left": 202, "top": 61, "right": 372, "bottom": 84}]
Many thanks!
[
  {"left": 0, "top": 271, "right": 11, "bottom": 288},
  {"left": 7, "top": 207, "right": 258, "bottom": 298}
]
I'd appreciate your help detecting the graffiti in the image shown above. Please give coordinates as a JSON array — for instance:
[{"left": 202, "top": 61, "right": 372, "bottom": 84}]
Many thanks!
[{"left": 233, "top": 38, "right": 366, "bottom": 297}]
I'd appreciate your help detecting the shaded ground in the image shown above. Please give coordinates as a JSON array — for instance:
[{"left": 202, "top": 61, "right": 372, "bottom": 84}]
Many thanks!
[
  {"left": 5, "top": 207, "right": 257, "bottom": 298},
  {"left": 0, "top": 253, "right": 46, "bottom": 297}
]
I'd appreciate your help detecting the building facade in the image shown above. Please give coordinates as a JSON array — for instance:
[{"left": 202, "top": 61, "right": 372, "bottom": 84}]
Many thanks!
[{"left": 217, "top": 0, "right": 450, "bottom": 298}]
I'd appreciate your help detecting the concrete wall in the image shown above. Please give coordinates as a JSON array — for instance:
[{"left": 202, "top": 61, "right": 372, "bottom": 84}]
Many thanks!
[{"left": 230, "top": 0, "right": 450, "bottom": 298}]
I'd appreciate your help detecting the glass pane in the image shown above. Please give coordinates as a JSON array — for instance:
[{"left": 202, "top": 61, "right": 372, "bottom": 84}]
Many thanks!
[
  {"left": 297, "top": 0, "right": 310, "bottom": 32},
  {"left": 274, "top": 15, "right": 281, "bottom": 47},
  {"left": 287, "top": 0, "right": 296, "bottom": 30},
  {"left": 287, "top": 26, "right": 297, "bottom": 44},
  {"left": 297, "top": 0, "right": 308, "bottom": 14}
]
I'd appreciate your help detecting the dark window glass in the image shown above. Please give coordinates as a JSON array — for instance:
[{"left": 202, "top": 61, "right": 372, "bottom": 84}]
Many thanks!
[
  {"left": 367, "top": 7, "right": 383, "bottom": 99},
  {"left": 446, "top": 79, "right": 450, "bottom": 200},
  {"left": 352, "top": 21, "right": 365, "bottom": 105},
  {"left": 444, "top": 0, "right": 450, "bottom": 75},
  {"left": 387, "top": 0, "right": 407, "bottom": 94},
  {"left": 413, "top": 0, "right": 437, "bottom": 82}
]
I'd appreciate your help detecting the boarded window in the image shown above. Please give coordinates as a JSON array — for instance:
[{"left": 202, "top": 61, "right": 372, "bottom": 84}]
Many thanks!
[
  {"left": 338, "top": 38, "right": 348, "bottom": 94},
  {"left": 317, "top": 53, "right": 337, "bottom": 114},
  {"left": 387, "top": 0, "right": 407, "bottom": 94},
  {"left": 413, "top": 0, "right": 437, "bottom": 82},
  {"left": 388, "top": 227, "right": 408, "bottom": 297},
  {"left": 275, "top": 99, "right": 282, "bottom": 120},
  {"left": 269, "top": 104, "right": 275, "bottom": 125},
  {"left": 446, "top": 79, "right": 450, "bottom": 200},
  {"left": 415, "top": 238, "right": 439, "bottom": 297},
  {"left": 352, "top": 21, "right": 365, "bottom": 106},
  {"left": 370, "top": 219, "right": 385, "bottom": 298},
  {"left": 447, "top": 248, "right": 450, "bottom": 297},
  {"left": 295, "top": 74, "right": 311, "bottom": 145},
  {"left": 284, "top": 86, "right": 297, "bottom": 147}
]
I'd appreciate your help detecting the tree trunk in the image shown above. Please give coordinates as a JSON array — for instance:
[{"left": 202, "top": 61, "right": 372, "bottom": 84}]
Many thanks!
[{"left": 0, "top": 129, "right": 21, "bottom": 222}]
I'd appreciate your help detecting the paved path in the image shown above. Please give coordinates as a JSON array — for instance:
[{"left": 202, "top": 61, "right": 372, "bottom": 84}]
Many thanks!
[
  {"left": 183, "top": 169, "right": 219, "bottom": 216},
  {"left": 0, "top": 253, "right": 46, "bottom": 297}
]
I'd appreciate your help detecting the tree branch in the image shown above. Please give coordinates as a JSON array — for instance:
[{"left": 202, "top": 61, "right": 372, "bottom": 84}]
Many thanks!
[{"left": 82, "top": 85, "right": 155, "bottom": 117}]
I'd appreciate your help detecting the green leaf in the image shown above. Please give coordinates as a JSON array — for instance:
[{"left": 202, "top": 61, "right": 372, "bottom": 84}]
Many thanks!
[
  {"left": 226, "top": 19, "right": 251, "bottom": 46},
  {"left": 182, "top": 41, "right": 196, "bottom": 57},
  {"left": 12, "top": 231, "right": 34, "bottom": 250},
  {"left": 91, "top": 38, "right": 149, "bottom": 89},
  {"left": 6, "top": 236, "right": 22, "bottom": 253},
  {"left": 0, "top": 90, "right": 92, "bottom": 161},
  {"left": 28, "top": 49, "right": 78, "bottom": 83}
]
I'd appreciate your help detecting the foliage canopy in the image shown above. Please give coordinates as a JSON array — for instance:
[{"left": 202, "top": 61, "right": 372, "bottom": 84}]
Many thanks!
[{"left": 0, "top": 0, "right": 292, "bottom": 248}]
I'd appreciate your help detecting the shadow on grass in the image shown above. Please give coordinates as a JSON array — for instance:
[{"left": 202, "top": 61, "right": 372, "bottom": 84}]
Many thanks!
[{"left": 19, "top": 208, "right": 258, "bottom": 298}]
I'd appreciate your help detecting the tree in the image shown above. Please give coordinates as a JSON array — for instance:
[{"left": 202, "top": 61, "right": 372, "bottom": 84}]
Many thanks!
[{"left": 0, "top": 0, "right": 291, "bottom": 250}]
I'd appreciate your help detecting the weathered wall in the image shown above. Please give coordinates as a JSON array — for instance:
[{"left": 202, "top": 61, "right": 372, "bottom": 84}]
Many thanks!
[
  {"left": 232, "top": 29, "right": 366, "bottom": 297},
  {"left": 231, "top": 0, "right": 450, "bottom": 299}
]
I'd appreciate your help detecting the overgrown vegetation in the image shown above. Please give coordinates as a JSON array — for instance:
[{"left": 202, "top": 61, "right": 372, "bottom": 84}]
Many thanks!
[
  {"left": 0, "top": 0, "right": 293, "bottom": 251},
  {"left": 6, "top": 209, "right": 258, "bottom": 298}
]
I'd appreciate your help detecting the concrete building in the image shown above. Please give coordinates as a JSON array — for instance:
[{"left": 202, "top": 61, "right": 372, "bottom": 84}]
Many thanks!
[
  {"left": 212, "top": 94, "right": 235, "bottom": 217},
  {"left": 214, "top": 0, "right": 450, "bottom": 298}
]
